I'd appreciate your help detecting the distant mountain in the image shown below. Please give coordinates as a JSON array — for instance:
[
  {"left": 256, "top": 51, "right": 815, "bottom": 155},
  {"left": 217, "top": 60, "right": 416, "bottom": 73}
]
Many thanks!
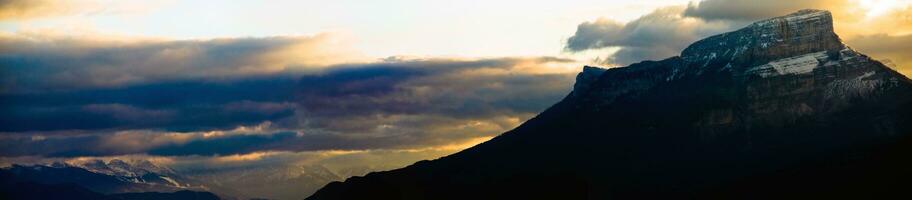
[
  {"left": 0, "top": 160, "right": 227, "bottom": 199},
  {"left": 69, "top": 159, "right": 200, "bottom": 189},
  {"left": 0, "top": 164, "right": 170, "bottom": 194},
  {"left": 0, "top": 181, "right": 113, "bottom": 200},
  {"left": 109, "top": 190, "right": 221, "bottom": 200},
  {"left": 187, "top": 164, "right": 393, "bottom": 200},
  {"left": 0, "top": 158, "right": 378, "bottom": 200},
  {"left": 306, "top": 9, "right": 912, "bottom": 200},
  {"left": 0, "top": 180, "right": 219, "bottom": 200}
]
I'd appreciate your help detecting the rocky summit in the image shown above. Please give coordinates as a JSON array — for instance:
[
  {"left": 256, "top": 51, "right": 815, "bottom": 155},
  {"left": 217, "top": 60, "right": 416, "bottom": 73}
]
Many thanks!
[{"left": 306, "top": 9, "right": 912, "bottom": 200}]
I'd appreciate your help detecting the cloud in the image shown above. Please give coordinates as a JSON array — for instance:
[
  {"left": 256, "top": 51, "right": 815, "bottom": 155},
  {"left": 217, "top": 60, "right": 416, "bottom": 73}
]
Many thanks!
[
  {"left": 0, "top": 113, "right": 523, "bottom": 157},
  {"left": 82, "top": 104, "right": 176, "bottom": 122},
  {"left": 682, "top": 0, "right": 844, "bottom": 21},
  {"left": 0, "top": 0, "right": 75, "bottom": 19},
  {"left": 565, "top": 6, "right": 739, "bottom": 65},
  {"left": 0, "top": 48, "right": 578, "bottom": 157},
  {"left": 0, "top": 33, "right": 577, "bottom": 157},
  {"left": 0, "top": 81, "right": 300, "bottom": 132},
  {"left": 0, "top": 33, "right": 363, "bottom": 93},
  {"left": 0, "top": 0, "right": 167, "bottom": 20},
  {"left": 0, "top": 123, "right": 284, "bottom": 157},
  {"left": 677, "top": 0, "right": 912, "bottom": 38}
]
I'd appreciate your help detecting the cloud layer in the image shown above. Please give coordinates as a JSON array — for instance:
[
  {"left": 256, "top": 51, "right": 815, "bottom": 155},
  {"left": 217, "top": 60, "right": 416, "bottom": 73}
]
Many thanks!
[
  {"left": 0, "top": 33, "right": 578, "bottom": 157},
  {"left": 0, "top": 0, "right": 80, "bottom": 19},
  {"left": 565, "top": 6, "right": 738, "bottom": 65},
  {"left": 682, "top": 0, "right": 843, "bottom": 21},
  {"left": 0, "top": 0, "right": 165, "bottom": 20},
  {"left": 0, "top": 33, "right": 361, "bottom": 93}
]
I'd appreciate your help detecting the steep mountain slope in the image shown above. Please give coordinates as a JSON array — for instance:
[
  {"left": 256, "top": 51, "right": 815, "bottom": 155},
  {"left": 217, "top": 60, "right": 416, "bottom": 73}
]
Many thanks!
[{"left": 306, "top": 9, "right": 912, "bottom": 200}]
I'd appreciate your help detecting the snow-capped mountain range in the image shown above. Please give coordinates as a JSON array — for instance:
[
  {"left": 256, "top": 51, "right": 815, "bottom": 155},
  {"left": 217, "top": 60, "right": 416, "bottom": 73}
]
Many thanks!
[
  {"left": 69, "top": 159, "right": 187, "bottom": 188},
  {"left": 2, "top": 159, "right": 393, "bottom": 200}
]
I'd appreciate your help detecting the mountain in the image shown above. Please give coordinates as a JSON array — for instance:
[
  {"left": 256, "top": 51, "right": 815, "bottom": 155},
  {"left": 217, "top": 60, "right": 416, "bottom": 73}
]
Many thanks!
[
  {"left": 0, "top": 181, "right": 113, "bottom": 200},
  {"left": 0, "top": 180, "right": 219, "bottom": 200},
  {"left": 306, "top": 9, "right": 912, "bottom": 200},
  {"left": 0, "top": 164, "right": 170, "bottom": 194},
  {"left": 186, "top": 164, "right": 395, "bottom": 200},
  {"left": 0, "top": 161, "right": 228, "bottom": 199},
  {"left": 1, "top": 159, "right": 373, "bottom": 200},
  {"left": 187, "top": 165, "right": 343, "bottom": 200},
  {"left": 109, "top": 190, "right": 221, "bottom": 200},
  {"left": 70, "top": 159, "right": 198, "bottom": 189}
]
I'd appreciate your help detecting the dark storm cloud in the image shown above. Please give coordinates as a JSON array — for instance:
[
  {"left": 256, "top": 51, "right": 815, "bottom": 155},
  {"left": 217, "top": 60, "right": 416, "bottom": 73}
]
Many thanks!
[
  {"left": 682, "top": 0, "right": 837, "bottom": 21},
  {"left": 293, "top": 57, "right": 574, "bottom": 118},
  {"left": 564, "top": 7, "right": 738, "bottom": 65},
  {"left": 0, "top": 49, "right": 577, "bottom": 156},
  {"left": 0, "top": 19, "right": 577, "bottom": 158},
  {"left": 0, "top": 78, "right": 299, "bottom": 132},
  {"left": 0, "top": 33, "right": 355, "bottom": 93},
  {"left": 0, "top": 134, "right": 104, "bottom": 157},
  {"left": 147, "top": 132, "right": 300, "bottom": 156},
  {"left": 0, "top": 130, "right": 295, "bottom": 157}
]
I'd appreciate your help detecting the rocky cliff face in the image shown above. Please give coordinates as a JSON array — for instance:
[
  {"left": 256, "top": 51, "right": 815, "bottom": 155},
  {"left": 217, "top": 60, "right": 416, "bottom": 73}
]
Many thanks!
[{"left": 306, "top": 10, "right": 912, "bottom": 200}]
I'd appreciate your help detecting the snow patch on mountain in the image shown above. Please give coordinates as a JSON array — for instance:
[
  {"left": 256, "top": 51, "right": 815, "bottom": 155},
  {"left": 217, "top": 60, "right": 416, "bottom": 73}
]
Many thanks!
[
  {"left": 747, "top": 51, "right": 827, "bottom": 77},
  {"left": 824, "top": 71, "right": 886, "bottom": 99},
  {"left": 160, "top": 176, "right": 184, "bottom": 188}
]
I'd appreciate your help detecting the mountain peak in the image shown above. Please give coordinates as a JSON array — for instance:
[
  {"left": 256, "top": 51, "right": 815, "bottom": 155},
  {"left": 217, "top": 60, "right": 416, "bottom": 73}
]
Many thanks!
[
  {"left": 681, "top": 9, "right": 842, "bottom": 67},
  {"left": 571, "top": 65, "right": 607, "bottom": 96},
  {"left": 763, "top": 9, "right": 831, "bottom": 24}
]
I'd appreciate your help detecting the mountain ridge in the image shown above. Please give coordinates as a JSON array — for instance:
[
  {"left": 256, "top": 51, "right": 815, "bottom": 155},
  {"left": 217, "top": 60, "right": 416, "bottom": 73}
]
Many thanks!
[{"left": 0, "top": 164, "right": 222, "bottom": 200}]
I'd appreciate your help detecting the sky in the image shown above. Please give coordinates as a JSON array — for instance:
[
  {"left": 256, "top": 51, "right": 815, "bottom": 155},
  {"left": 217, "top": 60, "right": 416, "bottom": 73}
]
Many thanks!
[
  {"left": 0, "top": 0, "right": 691, "bottom": 58},
  {"left": 1, "top": 0, "right": 911, "bottom": 199}
]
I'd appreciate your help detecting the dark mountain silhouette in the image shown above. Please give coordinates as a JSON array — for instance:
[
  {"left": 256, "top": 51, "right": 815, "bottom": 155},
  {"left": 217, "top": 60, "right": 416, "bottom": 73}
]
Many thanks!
[
  {"left": 109, "top": 190, "right": 221, "bottom": 200},
  {"left": 306, "top": 9, "right": 912, "bottom": 200},
  {"left": 0, "top": 180, "right": 220, "bottom": 200},
  {"left": 0, "top": 181, "right": 113, "bottom": 200},
  {"left": 0, "top": 164, "right": 160, "bottom": 194}
]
